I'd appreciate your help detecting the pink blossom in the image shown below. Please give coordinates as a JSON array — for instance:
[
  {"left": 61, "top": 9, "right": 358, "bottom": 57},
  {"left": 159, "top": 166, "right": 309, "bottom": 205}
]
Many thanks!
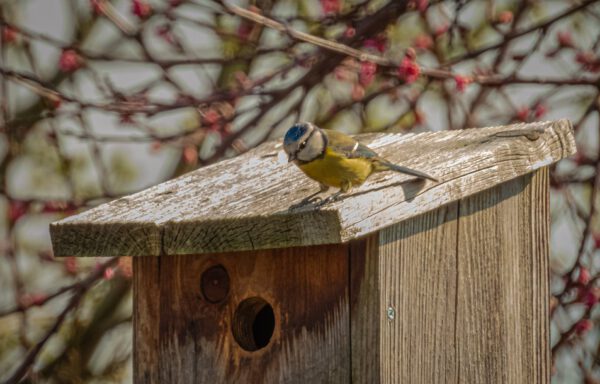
[
  {"left": 344, "top": 26, "right": 356, "bottom": 39},
  {"left": 237, "top": 22, "right": 254, "bottom": 40},
  {"left": 119, "top": 257, "right": 133, "bottom": 279},
  {"left": 182, "top": 146, "right": 198, "bottom": 165},
  {"left": 151, "top": 140, "right": 162, "bottom": 153},
  {"left": 132, "top": 0, "right": 152, "bottom": 19},
  {"left": 416, "top": 0, "right": 429, "bottom": 12},
  {"left": 534, "top": 104, "right": 547, "bottom": 119},
  {"left": 65, "top": 257, "right": 78, "bottom": 275},
  {"left": 334, "top": 66, "right": 351, "bottom": 81},
  {"left": 497, "top": 11, "right": 513, "bottom": 24},
  {"left": 31, "top": 293, "right": 47, "bottom": 306},
  {"left": 48, "top": 95, "right": 62, "bottom": 110},
  {"left": 363, "top": 36, "right": 387, "bottom": 53},
  {"left": 409, "top": 0, "right": 429, "bottom": 12},
  {"left": 578, "top": 267, "right": 591, "bottom": 285},
  {"left": 2, "top": 26, "right": 19, "bottom": 44},
  {"left": 20, "top": 293, "right": 47, "bottom": 308},
  {"left": 359, "top": 61, "right": 377, "bottom": 87},
  {"left": 576, "top": 51, "right": 600, "bottom": 73},
  {"left": 575, "top": 319, "right": 593, "bottom": 334},
  {"left": 8, "top": 200, "right": 28, "bottom": 224},
  {"left": 414, "top": 109, "right": 425, "bottom": 125},
  {"left": 583, "top": 290, "right": 598, "bottom": 308},
  {"left": 434, "top": 24, "right": 449, "bottom": 37},
  {"left": 90, "top": 0, "right": 104, "bottom": 14},
  {"left": 557, "top": 31, "right": 573, "bottom": 47},
  {"left": 516, "top": 107, "right": 530, "bottom": 122},
  {"left": 413, "top": 34, "right": 433, "bottom": 50},
  {"left": 156, "top": 25, "right": 176, "bottom": 45},
  {"left": 397, "top": 56, "right": 420, "bottom": 83},
  {"left": 321, "top": 0, "right": 340, "bottom": 15},
  {"left": 59, "top": 49, "right": 83, "bottom": 72},
  {"left": 104, "top": 267, "right": 115, "bottom": 280},
  {"left": 593, "top": 233, "right": 600, "bottom": 248},
  {"left": 351, "top": 83, "right": 365, "bottom": 101},
  {"left": 204, "top": 109, "right": 220, "bottom": 125},
  {"left": 574, "top": 152, "right": 587, "bottom": 166},
  {"left": 454, "top": 75, "right": 472, "bottom": 93},
  {"left": 42, "top": 201, "right": 77, "bottom": 213}
]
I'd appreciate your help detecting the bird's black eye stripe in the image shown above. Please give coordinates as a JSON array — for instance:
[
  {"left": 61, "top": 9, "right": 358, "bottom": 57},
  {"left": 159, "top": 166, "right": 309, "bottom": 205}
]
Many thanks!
[{"left": 299, "top": 140, "right": 307, "bottom": 149}]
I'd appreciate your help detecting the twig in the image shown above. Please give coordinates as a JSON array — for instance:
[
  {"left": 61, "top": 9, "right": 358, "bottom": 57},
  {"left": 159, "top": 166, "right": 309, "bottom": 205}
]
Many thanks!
[
  {"left": 446, "top": 0, "right": 600, "bottom": 65},
  {"left": 5, "top": 257, "right": 119, "bottom": 384},
  {"left": 224, "top": 3, "right": 392, "bottom": 66}
]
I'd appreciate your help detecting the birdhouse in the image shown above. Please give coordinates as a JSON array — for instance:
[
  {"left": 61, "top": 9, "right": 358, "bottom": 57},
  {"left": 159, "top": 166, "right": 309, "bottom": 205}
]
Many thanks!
[{"left": 50, "top": 120, "right": 575, "bottom": 383}]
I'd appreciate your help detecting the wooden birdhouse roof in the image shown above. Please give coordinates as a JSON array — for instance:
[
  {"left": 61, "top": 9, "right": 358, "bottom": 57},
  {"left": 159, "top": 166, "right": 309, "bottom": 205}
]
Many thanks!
[{"left": 50, "top": 120, "right": 576, "bottom": 257}]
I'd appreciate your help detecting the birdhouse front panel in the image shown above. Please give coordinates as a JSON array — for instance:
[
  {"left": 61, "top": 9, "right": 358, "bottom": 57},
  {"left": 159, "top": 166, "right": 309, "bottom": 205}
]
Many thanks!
[{"left": 133, "top": 244, "right": 351, "bottom": 383}]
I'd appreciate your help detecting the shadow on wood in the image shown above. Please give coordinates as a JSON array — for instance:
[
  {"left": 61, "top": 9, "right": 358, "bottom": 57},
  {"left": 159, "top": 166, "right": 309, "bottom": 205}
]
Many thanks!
[{"left": 379, "top": 172, "right": 533, "bottom": 243}]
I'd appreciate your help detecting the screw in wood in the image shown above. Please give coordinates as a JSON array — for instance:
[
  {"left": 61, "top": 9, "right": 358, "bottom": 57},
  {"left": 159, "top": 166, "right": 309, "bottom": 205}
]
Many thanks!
[{"left": 387, "top": 306, "right": 395, "bottom": 321}]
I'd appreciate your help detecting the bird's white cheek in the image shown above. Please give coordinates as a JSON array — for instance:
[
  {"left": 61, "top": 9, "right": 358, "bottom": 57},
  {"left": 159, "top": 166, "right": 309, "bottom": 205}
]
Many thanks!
[
  {"left": 297, "top": 145, "right": 320, "bottom": 162},
  {"left": 297, "top": 149, "right": 312, "bottom": 162}
]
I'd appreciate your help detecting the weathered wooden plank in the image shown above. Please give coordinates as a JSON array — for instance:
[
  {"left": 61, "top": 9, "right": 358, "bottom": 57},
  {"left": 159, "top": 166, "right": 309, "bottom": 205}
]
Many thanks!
[
  {"left": 378, "top": 202, "right": 459, "bottom": 383},
  {"left": 50, "top": 120, "right": 574, "bottom": 256},
  {"left": 454, "top": 168, "right": 549, "bottom": 383},
  {"left": 352, "top": 169, "right": 549, "bottom": 383},
  {"left": 52, "top": 222, "right": 161, "bottom": 257},
  {"left": 133, "top": 256, "right": 161, "bottom": 384},
  {"left": 349, "top": 234, "right": 380, "bottom": 383},
  {"left": 135, "top": 244, "right": 350, "bottom": 383}
]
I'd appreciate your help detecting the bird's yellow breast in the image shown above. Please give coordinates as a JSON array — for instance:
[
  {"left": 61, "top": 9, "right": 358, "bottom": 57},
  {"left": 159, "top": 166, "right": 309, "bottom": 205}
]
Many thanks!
[{"left": 297, "top": 147, "right": 374, "bottom": 188}]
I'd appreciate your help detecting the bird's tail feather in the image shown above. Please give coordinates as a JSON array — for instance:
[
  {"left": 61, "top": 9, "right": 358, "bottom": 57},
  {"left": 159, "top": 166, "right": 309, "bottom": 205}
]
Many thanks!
[{"left": 375, "top": 160, "right": 438, "bottom": 182}]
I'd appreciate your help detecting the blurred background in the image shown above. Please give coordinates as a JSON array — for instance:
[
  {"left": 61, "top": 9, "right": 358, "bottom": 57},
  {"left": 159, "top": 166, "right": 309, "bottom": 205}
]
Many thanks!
[{"left": 0, "top": 0, "right": 599, "bottom": 382}]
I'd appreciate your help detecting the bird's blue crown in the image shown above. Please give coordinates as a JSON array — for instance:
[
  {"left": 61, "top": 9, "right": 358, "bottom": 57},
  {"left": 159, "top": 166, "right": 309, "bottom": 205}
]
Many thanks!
[{"left": 284, "top": 123, "right": 308, "bottom": 146}]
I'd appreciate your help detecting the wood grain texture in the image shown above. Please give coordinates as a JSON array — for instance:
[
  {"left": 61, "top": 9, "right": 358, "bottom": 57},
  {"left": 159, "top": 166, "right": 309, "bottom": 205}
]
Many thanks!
[
  {"left": 349, "top": 235, "right": 381, "bottom": 383},
  {"left": 134, "top": 244, "right": 350, "bottom": 383},
  {"left": 454, "top": 168, "right": 549, "bottom": 383},
  {"left": 378, "top": 202, "right": 459, "bottom": 383},
  {"left": 133, "top": 256, "right": 160, "bottom": 383},
  {"left": 368, "top": 169, "right": 549, "bottom": 383},
  {"left": 50, "top": 120, "right": 574, "bottom": 256}
]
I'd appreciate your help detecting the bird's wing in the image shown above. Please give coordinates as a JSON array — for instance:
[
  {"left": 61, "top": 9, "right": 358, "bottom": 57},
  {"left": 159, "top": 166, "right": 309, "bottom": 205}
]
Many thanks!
[{"left": 322, "top": 129, "right": 379, "bottom": 159}]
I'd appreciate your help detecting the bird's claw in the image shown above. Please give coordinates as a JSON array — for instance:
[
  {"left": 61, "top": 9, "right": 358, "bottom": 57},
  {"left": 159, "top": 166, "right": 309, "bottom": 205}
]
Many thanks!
[
  {"left": 289, "top": 194, "right": 325, "bottom": 210},
  {"left": 289, "top": 189, "right": 342, "bottom": 211},
  {"left": 305, "top": 195, "right": 323, "bottom": 204},
  {"left": 314, "top": 193, "right": 341, "bottom": 208}
]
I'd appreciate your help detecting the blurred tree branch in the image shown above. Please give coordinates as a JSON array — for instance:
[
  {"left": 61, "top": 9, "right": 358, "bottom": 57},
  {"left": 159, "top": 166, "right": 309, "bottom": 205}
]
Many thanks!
[{"left": 1, "top": 0, "right": 600, "bottom": 382}]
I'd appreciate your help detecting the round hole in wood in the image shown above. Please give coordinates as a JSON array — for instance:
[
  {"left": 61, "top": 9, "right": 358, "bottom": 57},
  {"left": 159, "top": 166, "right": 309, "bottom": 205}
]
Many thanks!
[
  {"left": 232, "top": 297, "right": 275, "bottom": 351},
  {"left": 200, "top": 265, "right": 230, "bottom": 303}
]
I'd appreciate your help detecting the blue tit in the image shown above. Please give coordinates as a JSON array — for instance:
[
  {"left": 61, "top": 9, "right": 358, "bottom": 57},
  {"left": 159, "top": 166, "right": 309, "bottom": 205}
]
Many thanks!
[{"left": 283, "top": 122, "right": 437, "bottom": 201}]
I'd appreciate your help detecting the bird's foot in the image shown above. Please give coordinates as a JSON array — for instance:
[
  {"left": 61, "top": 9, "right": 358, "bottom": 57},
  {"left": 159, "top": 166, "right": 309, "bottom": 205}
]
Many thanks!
[
  {"left": 289, "top": 192, "right": 325, "bottom": 210},
  {"left": 314, "top": 192, "right": 343, "bottom": 208}
]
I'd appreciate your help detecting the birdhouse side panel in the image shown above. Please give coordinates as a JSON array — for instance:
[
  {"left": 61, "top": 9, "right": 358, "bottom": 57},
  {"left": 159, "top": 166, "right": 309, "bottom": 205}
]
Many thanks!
[
  {"left": 364, "top": 169, "right": 550, "bottom": 383},
  {"left": 454, "top": 168, "right": 549, "bottom": 383}
]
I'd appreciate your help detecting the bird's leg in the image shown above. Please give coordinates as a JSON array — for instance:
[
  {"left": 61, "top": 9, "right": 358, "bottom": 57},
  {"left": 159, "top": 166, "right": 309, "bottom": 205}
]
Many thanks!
[
  {"left": 316, "top": 181, "right": 350, "bottom": 207},
  {"left": 302, "top": 183, "right": 329, "bottom": 203}
]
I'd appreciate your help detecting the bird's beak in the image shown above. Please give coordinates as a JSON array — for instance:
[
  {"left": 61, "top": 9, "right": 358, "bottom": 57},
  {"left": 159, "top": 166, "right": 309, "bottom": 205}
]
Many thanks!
[{"left": 288, "top": 153, "right": 295, "bottom": 162}]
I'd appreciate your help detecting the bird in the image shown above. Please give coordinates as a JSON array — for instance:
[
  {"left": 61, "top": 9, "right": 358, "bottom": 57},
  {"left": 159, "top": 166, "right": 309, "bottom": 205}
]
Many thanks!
[{"left": 283, "top": 122, "right": 438, "bottom": 205}]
